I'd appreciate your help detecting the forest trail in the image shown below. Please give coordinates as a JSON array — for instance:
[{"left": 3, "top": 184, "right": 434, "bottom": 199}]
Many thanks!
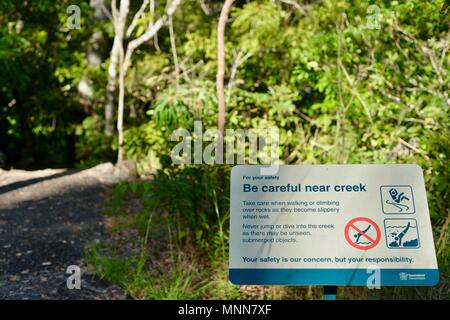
[{"left": 0, "top": 164, "right": 127, "bottom": 299}]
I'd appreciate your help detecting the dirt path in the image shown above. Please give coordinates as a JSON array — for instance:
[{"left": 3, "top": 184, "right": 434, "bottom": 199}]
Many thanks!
[{"left": 0, "top": 164, "right": 128, "bottom": 299}]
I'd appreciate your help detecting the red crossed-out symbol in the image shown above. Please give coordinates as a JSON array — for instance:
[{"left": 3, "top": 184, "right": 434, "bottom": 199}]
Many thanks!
[{"left": 344, "top": 217, "right": 381, "bottom": 250}]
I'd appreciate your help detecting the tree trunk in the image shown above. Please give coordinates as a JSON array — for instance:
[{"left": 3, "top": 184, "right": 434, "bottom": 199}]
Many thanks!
[
  {"left": 79, "top": 10, "right": 105, "bottom": 115},
  {"left": 88, "top": 0, "right": 111, "bottom": 134},
  {"left": 116, "top": 0, "right": 182, "bottom": 163},
  {"left": 105, "top": 30, "right": 121, "bottom": 136},
  {"left": 216, "top": 0, "right": 234, "bottom": 163},
  {"left": 114, "top": 0, "right": 130, "bottom": 162},
  {"left": 117, "top": 44, "right": 126, "bottom": 163},
  {"left": 168, "top": 15, "right": 180, "bottom": 87},
  {"left": 216, "top": 0, "right": 234, "bottom": 211},
  {"left": 106, "top": 0, "right": 129, "bottom": 138},
  {"left": 88, "top": 1, "right": 107, "bottom": 66},
  {"left": 105, "top": 0, "right": 183, "bottom": 163}
]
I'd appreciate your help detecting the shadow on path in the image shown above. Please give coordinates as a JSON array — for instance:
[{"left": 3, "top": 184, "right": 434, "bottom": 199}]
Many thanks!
[{"left": 0, "top": 170, "right": 78, "bottom": 195}]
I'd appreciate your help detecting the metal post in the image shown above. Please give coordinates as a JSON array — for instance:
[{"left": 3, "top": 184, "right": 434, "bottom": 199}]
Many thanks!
[{"left": 323, "top": 286, "right": 337, "bottom": 300}]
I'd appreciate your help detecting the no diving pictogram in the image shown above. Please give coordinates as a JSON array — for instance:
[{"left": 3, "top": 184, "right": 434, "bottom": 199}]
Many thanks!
[{"left": 344, "top": 217, "right": 381, "bottom": 250}]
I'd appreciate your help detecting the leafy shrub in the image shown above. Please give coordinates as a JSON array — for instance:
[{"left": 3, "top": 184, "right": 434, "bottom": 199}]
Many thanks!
[{"left": 75, "top": 115, "right": 116, "bottom": 167}]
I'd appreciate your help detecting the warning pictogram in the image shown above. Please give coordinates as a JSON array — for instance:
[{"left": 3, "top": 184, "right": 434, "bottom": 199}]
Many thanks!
[{"left": 344, "top": 217, "right": 381, "bottom": 250}]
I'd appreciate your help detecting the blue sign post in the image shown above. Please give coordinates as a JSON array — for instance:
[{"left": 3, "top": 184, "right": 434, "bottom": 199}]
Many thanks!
[{"left": 323, "top": 286, "right": 337, "bottom": 300}]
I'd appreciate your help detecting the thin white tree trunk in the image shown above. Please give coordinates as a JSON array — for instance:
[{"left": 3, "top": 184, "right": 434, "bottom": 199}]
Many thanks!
[
  {"left": 106, "top": 0, "right": 129, "bottom": 137},
  {"left": 112, "top": 0, "right": 130, "bottom": 162},
  {"left": 105, "top": 35, "right": 120, "bottom": 136},
  {"left": 116, "top": 0, "right": 182, "bottom": 162},
  {"left": 151, "top": 0, "right": 161, "bottom": 51},
  {"left": 79, "top": 1, "right": 106, "bottom": 118},
  {"left": 117, "top": 44, "right": 126, "bottom": 162},
  {"left": 168, "top": 15, "right": 180, "bottom": 87},
  {"left": 216, "top": 0, "right": 234, "bottom": 163}
]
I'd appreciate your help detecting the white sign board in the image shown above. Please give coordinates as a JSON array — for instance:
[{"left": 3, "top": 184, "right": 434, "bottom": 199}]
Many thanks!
[{"left": 229, "top": 165, "right": 439, "bottom": 286}]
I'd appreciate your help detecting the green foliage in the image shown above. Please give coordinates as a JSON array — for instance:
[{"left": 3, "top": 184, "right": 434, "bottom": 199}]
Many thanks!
[
  {"left": 85, "top": 244, "right": 135, "bottom": 287},
  {"left": 75, "top": 116, "right": 116, "bottom": 168},
  {"left": 139, "top": 167, "right": 224, "bottom": 244},
  {"left": 232, "top": 1, "right": 285, "bottom": 51},
  {"left": 123, "top": 122, "right": 165, "bottom": 175},
  {"left": 0, "top": 0, "right": 104, "bottom": 168}
]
